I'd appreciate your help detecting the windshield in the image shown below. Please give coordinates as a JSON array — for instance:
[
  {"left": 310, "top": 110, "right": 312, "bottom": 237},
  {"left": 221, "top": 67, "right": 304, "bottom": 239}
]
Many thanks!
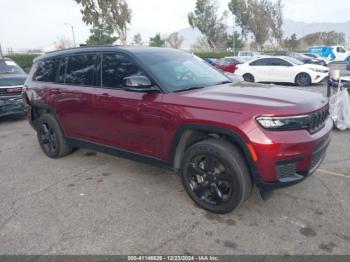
[
  {"left": 284, "top": 56, "right": 304, "bottom": 65},
  {"left": 0, "top": 60, "right": 25, "bottom": 74},
  {"left": 136, "top": 50, "right": 230, "bottom": 92}
]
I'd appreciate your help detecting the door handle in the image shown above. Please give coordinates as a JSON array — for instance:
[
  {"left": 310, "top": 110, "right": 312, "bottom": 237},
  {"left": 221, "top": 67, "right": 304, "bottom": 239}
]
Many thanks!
[{"left": 101, "top": 93, "right": 110, "bottom": 97}]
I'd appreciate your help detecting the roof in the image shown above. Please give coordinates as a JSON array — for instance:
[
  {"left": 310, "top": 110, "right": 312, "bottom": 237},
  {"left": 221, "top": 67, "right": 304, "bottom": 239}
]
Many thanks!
[
  {"left": 33, "top": 45, "right": 180, "bottom": 62},
  {"left": 0, "top": 57, "right": 13, "bottom": 61}
]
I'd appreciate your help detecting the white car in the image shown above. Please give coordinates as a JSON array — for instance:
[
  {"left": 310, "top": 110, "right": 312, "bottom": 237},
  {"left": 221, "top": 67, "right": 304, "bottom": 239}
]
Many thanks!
[
  {"left": 238, "top": 51, "right": 261, "bottom": 58},
  {"left": 235, "top": 56, "right": 329, "bottom": 86}
]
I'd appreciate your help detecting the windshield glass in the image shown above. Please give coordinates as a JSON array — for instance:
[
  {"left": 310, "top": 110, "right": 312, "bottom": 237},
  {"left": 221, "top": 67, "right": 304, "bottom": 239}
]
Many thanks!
[
  {"left": 0, "top": 60, "right": 25, "bottom": 74},
  {"left": 284, "top": 56, "right": 304, "bottom": 65},
  {"left": 136, "top": 50, "right": 229, "bottom": 92}
]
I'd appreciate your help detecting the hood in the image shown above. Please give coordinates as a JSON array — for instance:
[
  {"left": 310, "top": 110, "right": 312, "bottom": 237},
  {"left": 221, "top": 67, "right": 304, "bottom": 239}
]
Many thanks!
[
  {"left": 0, "top": 74, "right": 27, "bottom": 87},
  {"left": 300, "top": 64, "right": 329, "bottom": 72},
  {"left": 173, "top": 83, "right": 328, "bottom": 116}
]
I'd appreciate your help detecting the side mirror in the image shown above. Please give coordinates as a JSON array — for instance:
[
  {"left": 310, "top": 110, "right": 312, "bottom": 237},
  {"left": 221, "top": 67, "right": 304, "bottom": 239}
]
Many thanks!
[{"left": 123, "top": 75, "right": 159, "bottom": 93}]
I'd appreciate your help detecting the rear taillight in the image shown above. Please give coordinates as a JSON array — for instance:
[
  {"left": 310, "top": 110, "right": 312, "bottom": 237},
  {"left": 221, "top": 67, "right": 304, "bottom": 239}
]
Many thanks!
[{"left": 7, "top": 87, "right": 22, "bottom": 93}]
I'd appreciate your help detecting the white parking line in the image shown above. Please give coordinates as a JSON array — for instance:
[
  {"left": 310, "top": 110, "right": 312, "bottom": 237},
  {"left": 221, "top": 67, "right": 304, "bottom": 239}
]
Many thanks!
[{"left": 318, "top": 169, "right": 350, "bottom": 178}]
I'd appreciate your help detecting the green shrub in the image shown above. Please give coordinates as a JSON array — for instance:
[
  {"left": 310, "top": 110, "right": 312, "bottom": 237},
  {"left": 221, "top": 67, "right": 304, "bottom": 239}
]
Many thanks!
[
  {"left": 194, "top": 51, "right": 236, "bottom": 59},
  {"left": 6, "top": 54, "right": 40, "bottom": 70}
]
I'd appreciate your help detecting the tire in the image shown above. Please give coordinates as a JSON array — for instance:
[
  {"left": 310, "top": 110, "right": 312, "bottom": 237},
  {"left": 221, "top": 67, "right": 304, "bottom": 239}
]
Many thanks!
[
  {"left": 180, "top": 139, "right": 252, "bottom": 214},
  {"left": 36, "top": 114, "right": 72, "bottom": 159},
  {"left": 243, "top": 73, "right": 255, "bottom": 83},
  {"left": 295, "top": 73, "right": 311, "bottom": 87}
]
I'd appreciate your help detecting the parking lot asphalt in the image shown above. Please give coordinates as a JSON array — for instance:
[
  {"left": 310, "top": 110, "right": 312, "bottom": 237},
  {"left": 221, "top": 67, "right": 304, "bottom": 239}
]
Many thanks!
[{"left": 0, "top": 64, "right": 349, "bottom": 255}]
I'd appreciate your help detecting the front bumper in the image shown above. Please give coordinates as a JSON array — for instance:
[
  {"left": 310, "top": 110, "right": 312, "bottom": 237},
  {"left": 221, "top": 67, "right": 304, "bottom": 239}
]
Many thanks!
[
  {"left": 0, "top": 96, "right": 24, "bottom": 117},
  {"left": 247, "top": 117, "right": 333, "bottom": 190},
  {"left": 311, "top": 72, "right": 329, "bottom": 84}
]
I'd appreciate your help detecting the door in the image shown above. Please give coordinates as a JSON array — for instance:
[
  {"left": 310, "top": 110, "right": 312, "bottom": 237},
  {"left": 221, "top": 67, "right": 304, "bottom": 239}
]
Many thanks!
[
  {"left": 93, "top": 52, "right": 163, "bottom": 158},
  {"left": 249, "top": 58, "right": 273, "bottom": 82},
  {"left": 50, "top": 54, "right": 100, "bottom": 140},
  {"left": 267, "top": 58, "right": 295, "bottom": 83}
]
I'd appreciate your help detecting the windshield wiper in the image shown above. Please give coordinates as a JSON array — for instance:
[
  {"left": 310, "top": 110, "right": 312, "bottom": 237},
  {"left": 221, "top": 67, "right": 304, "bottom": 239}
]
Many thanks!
[
  {"left": 173, "top": 86, "right": 206, "bottom": 93},
  {"left": 215, "top": 80, "right": 232, "bottom": 85}
]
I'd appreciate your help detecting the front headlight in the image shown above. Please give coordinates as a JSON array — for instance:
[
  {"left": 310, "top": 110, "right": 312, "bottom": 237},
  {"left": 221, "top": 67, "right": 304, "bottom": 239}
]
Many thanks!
[
  {"left": 256, "top": 115, "right": 310, "bottom": 131},
  {"left": 309, "top": 68, "right": 327, "bottom": 73}
]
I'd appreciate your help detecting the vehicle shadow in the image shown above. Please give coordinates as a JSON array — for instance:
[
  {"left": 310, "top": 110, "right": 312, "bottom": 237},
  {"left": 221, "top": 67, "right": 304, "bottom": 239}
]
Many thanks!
[{"left": 0, "top": 114, "right": 26, "bottom": 124}]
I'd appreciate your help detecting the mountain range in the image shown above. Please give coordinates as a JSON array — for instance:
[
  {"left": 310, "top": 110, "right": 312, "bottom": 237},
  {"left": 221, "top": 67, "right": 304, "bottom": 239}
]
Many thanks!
[{"left": 177, "top": 19, "right": 350, "bottom": 50}]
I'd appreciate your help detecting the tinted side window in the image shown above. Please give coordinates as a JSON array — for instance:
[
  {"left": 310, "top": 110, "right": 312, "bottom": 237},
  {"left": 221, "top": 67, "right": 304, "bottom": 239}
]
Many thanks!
[
  {"left": 65, "top": 54, "right": 98, "bottom": 86},
  {"left": 57, "top": 58, "right": 66, "bottom": 84},
  {"left": 34, "top": 58, "right": 60, "bottom": 82},
  {"left": 250, "top": 59, "right": 269, "bottom": 66},
  {"left": 269, "top": 58, "right": 291, "bottom": 66},
  {"left": 102, "top": 53, "right": 145, "bottom": 89}
]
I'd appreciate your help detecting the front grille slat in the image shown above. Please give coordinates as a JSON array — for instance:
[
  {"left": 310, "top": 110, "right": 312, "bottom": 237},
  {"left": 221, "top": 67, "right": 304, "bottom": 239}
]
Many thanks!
[{"left": 308, "top": 105, "right": 328, "bottom": 133}]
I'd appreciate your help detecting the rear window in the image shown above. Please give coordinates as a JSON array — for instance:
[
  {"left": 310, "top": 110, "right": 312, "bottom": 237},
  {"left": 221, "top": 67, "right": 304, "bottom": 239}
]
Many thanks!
[
  {"left": 65, "top": 54, "right": 98, "bottom": 86},
  {"left": 0, "top": 59, "right": 24, "bottom": 74},
  {"left": 34, "top": 58, "right": 60, "bottom": 82}
]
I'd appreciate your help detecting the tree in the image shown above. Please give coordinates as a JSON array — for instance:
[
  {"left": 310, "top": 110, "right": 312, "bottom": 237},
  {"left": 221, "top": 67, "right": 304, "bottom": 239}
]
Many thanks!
[
  {"left": 284, "top": 33, "right": 300, "bottom": 51},
  {"left": 86, "top": 24, "right": 117, "bottom": 45},
  {"left": 270, "top": 0, "right": 284, "bottom": 46},
  {"left": 166, "top": 32, "right": 184, "bottom": 49},
  {"left": 191, "top": 36, "right": 211, "bottom": 51},
  {"left": 188, "top": 0, "right": 228, "bottom": 49},
  {"left": 149, "top": 33, "right": 165, "bottom": 47},
  {"left": 74, "top": 0, "right": 132, "bottom": 45},
  {"left": 226, "top": 31, "right": 245, "bottom": 51},
  {"left": 54, "top": 36, "right": 74, "bottom": 50},
  {"left": 132, "top": 33, "right": 143, "bottom": 46},
  {"left": 302, "top": 31, "right": 346, "bottom": 46},
  {"left": 228, "top": 0, "right": 283, "bottom": 49}
]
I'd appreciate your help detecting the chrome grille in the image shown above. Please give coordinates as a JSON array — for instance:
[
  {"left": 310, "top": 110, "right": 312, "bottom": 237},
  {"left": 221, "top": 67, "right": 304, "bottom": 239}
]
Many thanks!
[
  {"left": 0, "top": 86, "right": 23, "bottom": 97},
  {"left": 308, "top": 105, "right": 329, "bottom": 133}
]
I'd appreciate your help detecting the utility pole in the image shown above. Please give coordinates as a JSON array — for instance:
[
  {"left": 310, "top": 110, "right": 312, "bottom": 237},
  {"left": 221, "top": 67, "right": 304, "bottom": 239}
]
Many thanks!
[
  {"left": 64, "top": 23, "right": 76, "bottom": 47},
  {"left": 232, "top": 16, "right": 235, "bottom": 56},
  {"left": 0, "top": 42, "right": 3, "bottom": 58}
]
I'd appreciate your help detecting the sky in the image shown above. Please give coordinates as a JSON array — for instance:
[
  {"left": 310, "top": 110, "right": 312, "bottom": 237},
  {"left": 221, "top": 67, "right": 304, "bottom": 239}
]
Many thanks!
[{"left": 0, "top": 0, "right": 349, "bottom": 51}]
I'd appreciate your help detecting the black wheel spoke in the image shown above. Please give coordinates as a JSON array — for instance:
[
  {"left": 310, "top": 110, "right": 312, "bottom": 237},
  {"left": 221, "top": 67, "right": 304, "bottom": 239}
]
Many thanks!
[
  {"left": 188, "top": 163, "right": 206, "bottom": 176},
  {"left": 42, "top": 124, "right": 49, "bottom": 134},
  {"left": 214, "top": 172, "right": 231, "bottom": 183},
  {"left": 210, "top": 184, "right": 225, "bottom": 204},
  {"left": 192, "top": 182, "right": 209, "bottom": 197},
  {"left": 186, "top": 153, "right": 233, "bottom": 206},
  {"left": 205, "top": 155, "right": 216, "bottom": 173}
]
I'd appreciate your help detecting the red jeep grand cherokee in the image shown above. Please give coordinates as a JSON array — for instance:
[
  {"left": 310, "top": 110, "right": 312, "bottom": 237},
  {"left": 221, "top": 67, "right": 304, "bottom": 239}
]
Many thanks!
[{"left": 23, "top": 46, "right": 332, "bottom": 213}]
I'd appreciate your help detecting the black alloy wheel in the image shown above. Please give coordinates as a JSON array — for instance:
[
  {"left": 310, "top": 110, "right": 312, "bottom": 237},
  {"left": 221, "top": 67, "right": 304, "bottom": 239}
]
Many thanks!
[
  {"left": 181, "top": 139, "right": 252, "bottom": 214},
  {"left": 38, "top": 122, "right": 58, "bottom": 156},
  {"left": 185, "top": 154, "right": 233, "bottom": 206},
  {"left": 36, "top": 114, "right": 73, "bottom": 158}
]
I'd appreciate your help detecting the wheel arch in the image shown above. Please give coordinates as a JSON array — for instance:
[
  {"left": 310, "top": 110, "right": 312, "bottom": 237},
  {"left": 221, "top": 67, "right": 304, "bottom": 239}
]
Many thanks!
[
  {"left": 31, "top": 103, "right": 66, "bottom": 136},
  {"left": 295, "top": 72, "right": 311, "bottom": 81},
  {"left": 169, "top": 124, "right": 259, "bottom": 182}
]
